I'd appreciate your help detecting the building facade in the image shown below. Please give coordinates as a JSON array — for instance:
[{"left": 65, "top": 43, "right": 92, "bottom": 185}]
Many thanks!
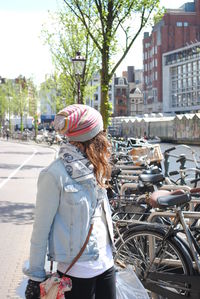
[
  {"left": 114, "top": 76, "right": 129, "bottom": 116},
  {"left": 143, "top": 0, "right": 200, "bottom": 113},
  {"left": 86, "top": 72, "right": 115, "bottom": 114},
  {"left": 163, "top": 41, "right": 200, "bottom": 113},
  {"left": 129, "top": 87, "right": 144, "bottom": 116}
]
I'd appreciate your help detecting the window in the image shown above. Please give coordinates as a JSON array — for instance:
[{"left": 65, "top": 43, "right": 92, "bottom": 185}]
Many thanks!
[
  {"left": 188, "top": 63, "right": 192, "bottom": 73},
  {"left": 172, "top": 95, "right": 177, "bottom": 107},
  {"left": 193, "top": 76, "right": 197, "bottom": 86},
  {"left": 122, "top": 88, "right": 126, "bottom": 95},
  {"left": 182, "top": 78, "right": 187, "bottom": 91},
  {"left": 178, "top": 95, "right": 182, "bottom": 106},
  {"left": 182, "top": 64, "right": 186, "bottom": 75},
  {"left": 188, "top": 77, "right": 192, "bottom": 89},
  {"left": 118, "top": 99, "right": 123, "bottom": 105},
  {"left": 193, "top": 61, "right": 197, "bottom": 72},
  {"left": 176, "top": 22, "right": 182, "bottom": 27},
  {"left": 184, "top": 22, "right": 188, "bottom": 27},
  {"left": 197, "top": 91, "right": 200, "bottom": 104},
  {"left": 178, "top": 66, "right": 182, "bottom": 75},
  {"left": 116, "top": 88, "right": 121, "bottom": 95},
  {"left": 171, "top": 67, "right": 177, "bottom": 78},
  {"left": 178, "top": 79, "right": 182, "bottom": 91},
  {"left": 172, "top": 80, "right": 177, "bottom": 91},
  {"left": 118, "top": 78, "right": 124, "bottom": 85}
]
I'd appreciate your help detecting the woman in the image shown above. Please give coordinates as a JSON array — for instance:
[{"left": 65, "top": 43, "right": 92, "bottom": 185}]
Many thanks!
[{"left": 24, "top": 104, "right": 116, "bottom": 299}]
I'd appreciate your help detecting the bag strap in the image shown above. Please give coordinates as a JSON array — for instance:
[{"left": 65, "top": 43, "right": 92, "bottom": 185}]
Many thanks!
[
  {"left": 64, "top": 223, "right": 93, "bottom": 275},
  {"left": 50, "top": 223, "right": 93, "bottom": 275}
]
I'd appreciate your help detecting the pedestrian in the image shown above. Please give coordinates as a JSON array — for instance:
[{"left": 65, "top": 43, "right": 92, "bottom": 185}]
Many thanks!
[
  {"left": 24, "top": 104, "right": 116, "bottom": 299},
  {"left": 6, "top": 128, "right": 9, "bottom": 140}
]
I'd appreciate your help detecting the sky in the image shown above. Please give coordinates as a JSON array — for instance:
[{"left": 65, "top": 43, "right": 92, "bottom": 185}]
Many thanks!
[{"left": 0, "top": 0, "right": 194, "bottom": 85}]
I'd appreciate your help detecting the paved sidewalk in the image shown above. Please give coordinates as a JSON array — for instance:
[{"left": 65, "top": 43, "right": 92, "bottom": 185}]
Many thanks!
[{"left": 0, "top": 140, "right": 56, "bottom": 298}]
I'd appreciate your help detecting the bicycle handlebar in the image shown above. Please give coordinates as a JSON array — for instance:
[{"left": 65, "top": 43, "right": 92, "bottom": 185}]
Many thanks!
[
  {"left": 169, "top": 171, "right": 179, "bottom": 176},
  {"left": 190, "top": 177, "right": 200, "bottom": 184},
  {"left": 164, "top": 146, "right": 176, "bottom": 154}
]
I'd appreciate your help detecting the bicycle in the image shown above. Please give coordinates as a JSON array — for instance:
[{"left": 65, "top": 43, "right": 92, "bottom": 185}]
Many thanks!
[
  {"left": 163, "top": 145, "right": 200, "bottom": 187},
  {"left": 114, "top": 191, "right": 200, "bottom": 299}
]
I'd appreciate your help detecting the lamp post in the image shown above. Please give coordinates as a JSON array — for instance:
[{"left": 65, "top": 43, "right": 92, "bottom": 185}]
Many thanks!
[{"left": 72, "top": 51, "right": 86, "bottom": 104}]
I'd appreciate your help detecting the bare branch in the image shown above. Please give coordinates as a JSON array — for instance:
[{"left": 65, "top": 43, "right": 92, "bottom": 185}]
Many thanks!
[
  {"left": 112, "top": 0, "right": 135, "bottom": 31},
  {"left": 63, "top": 0, "right": 102, "bottom": 52},
  {"left": 94, "top": 0, "right": 105, "bottom": 36},
  {"left": 109, "top": 6, "right": 152, "bottom": 79}
]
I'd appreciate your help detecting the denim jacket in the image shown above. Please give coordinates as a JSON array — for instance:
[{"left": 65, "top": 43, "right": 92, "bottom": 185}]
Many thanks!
[{"left": 23, "top": 157, "right": 114, "bottom": 281}]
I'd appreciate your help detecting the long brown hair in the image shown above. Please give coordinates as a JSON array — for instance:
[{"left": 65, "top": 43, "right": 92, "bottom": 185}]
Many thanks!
[{"left": 71, "top": 131, "right": 112, "bottom": 187}]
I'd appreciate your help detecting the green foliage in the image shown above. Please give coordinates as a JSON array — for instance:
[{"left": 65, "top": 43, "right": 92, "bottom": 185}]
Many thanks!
[
  {"left": 0, "top": 79, "right": 19, "bottom": 129},
  {"left": 13, "top": 76, "right": 29, "bottom": 133},
  {"left": 40, "top": 73, "right": 74, "bottom": 115},
  {"left": 34, "top": 114, "right": 38, "bottom": 137},
  {"left": 63, "top": 0, "right": 162, "bottom": 128},
  {"left": 0, "top": 76, "right": 38, "bottom": 132},
  {"left": 153, "top": 6, "right": 166, "bottom": 25},
  {"left": 27, "top": 78, "right": 38, "bottom": 117},
  {"left": 41, "top": 9, "right": 101, "bottom": 104},
  {"left": 0, "top": 83, "right": 8, "bottom": 125}
]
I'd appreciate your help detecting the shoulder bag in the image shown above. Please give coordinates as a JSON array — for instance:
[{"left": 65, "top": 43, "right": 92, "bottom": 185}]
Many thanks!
[{"left": 40, "top": 223, "right": 93, "bottom": 299}]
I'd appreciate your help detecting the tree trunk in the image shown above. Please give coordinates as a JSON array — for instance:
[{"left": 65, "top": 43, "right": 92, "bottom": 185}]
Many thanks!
[
  {"left": 100, "top": 49, "right": 110, "bottom": 129},
  {"left": 20, "top": 113, "right": 23, "bottom": 133},
  {"left": 34, "top": 114, "right": 38, "bottom": 138}
]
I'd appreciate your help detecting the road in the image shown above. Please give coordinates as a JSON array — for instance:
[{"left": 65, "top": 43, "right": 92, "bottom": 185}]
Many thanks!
[{"left": 0, "top": 140, "right": 57, "bottom": 298}]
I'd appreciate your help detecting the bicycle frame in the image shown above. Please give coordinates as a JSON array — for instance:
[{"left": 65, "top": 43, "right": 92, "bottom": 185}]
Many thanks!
[{"left": 147, "top": 208, "right": 200, "bottom": 273}]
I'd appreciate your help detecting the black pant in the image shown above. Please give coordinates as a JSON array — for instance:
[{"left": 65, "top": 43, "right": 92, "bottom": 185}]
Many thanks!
[{"left": 58, "top": 266, "right": 116, "bottom": 299}]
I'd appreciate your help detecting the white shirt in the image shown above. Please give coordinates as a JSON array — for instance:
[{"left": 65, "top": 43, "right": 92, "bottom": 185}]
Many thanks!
[{"left": 57, "top": 199, "right": 114, "bottom": 278}]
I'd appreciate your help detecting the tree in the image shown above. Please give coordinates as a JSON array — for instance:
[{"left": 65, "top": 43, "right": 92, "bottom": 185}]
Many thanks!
[
  {"left": 63, "top": 0, "right": 163, "bottom": 128},
  {"left": 0, "top": 80, "right": 8, "bottom": 128},
  {"left": 39, "top": 73, "right": 69, "bottom": 116},
  {"left": 41, "top": 10, "right": 100, "bottom": 104},
  {"left": 0, "top": 78, "right": 16, "bottom": 130},
  {"left": 13, "top": 76, "right": 28, "bottom": 132},
  {"left": 27, "top": 78, "right": 39, "bottom": 137}
]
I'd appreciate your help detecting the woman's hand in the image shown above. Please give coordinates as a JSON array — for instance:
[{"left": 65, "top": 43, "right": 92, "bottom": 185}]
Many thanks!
[{"left": 25, "top": 279, "right": 41, "bottom": 299}]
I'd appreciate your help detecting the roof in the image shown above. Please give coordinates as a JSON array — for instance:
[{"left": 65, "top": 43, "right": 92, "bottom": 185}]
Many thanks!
[
  {"left": 114, "top": 77, "right": 128, "bottom": 86},
  {"left": 130, "top": 87, "right": 142, "bottom": 94}
]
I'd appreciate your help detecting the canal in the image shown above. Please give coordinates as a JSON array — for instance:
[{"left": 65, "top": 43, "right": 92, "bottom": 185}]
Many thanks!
[{"left": 159, "top": 142, "right": 200, "bottom": 186}]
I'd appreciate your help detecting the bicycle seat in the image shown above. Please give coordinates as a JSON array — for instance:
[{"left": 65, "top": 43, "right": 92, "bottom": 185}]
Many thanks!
[
  {"left": 111, "top": 168, "right": 121, "bottom": 178},
  {"left": 157, "top": 193, "right": 190, "bottom": 208},
  {"left": 190, "top": 187, "right": 200, "bottom": 194},
  {"left": 142, "top": 166, "right": 162, "bottom": 175},
  {"left": 139, "top": 173, "right": 164, "bottom": 184},
  {"left": 147, "top": 190, "right": 185, "bottom": 208}
]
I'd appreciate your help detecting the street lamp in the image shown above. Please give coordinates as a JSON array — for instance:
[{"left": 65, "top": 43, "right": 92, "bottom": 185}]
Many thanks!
[{"left": 72, "top": 51, "right": 86, "bottom": 104}]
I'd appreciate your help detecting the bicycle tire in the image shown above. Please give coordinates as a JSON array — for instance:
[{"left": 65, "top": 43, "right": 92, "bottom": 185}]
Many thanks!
[{"left": 114, "top": 224, "right": 193, "bottom": 299}]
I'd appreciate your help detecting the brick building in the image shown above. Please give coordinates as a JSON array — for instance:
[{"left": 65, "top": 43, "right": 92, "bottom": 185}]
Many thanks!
[
  {"left": 143, "top": 0, "right": 200, "bottom": 113},
  {"left": 114, "top": 76, "right": 129, "bottom": 116}
]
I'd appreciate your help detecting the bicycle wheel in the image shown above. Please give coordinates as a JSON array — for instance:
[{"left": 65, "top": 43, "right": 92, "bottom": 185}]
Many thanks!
[{"left": 114, "top": 224, "right": 193, "bottom": 299}]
